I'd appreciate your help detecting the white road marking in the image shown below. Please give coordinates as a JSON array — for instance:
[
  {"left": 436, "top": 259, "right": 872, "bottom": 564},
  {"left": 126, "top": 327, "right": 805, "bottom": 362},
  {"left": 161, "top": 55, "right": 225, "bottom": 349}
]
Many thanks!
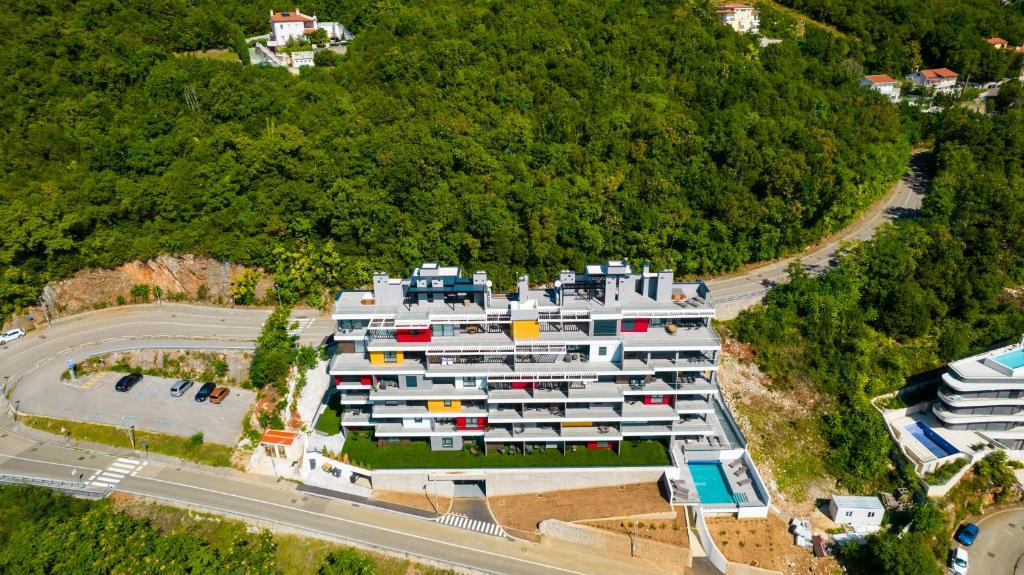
[{"left": 437, "top": 513, "right": 508, "bottom": 538}]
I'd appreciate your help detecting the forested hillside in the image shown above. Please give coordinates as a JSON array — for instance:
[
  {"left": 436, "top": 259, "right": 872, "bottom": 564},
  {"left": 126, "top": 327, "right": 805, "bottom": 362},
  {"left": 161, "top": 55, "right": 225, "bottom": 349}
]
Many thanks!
[
  {"left": 731, "top": 104, "right": 1024, "bottom": 491},
  {"left": 776, "top": 0, "right": 1024, "bottom": 79},
  {"left": 0, "top": 0, "right": 908, "bottom": 315}
]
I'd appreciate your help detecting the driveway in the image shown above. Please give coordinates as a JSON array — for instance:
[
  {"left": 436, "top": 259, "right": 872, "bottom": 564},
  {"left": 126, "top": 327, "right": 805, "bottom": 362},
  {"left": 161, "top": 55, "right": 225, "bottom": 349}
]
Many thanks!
[
  {"left": 966, "top": 507, "right": 1024, "bottom": 575},
  {"left": 18, "top": 371, "right": 256, "bottom": 445}
]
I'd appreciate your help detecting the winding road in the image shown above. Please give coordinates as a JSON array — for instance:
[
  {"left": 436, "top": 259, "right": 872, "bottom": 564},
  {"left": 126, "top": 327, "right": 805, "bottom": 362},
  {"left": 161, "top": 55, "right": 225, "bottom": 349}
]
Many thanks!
[
  {"left": 0, "top": 152, "right": 932, "bottom": 574},
  {"left": 707, "top": 150, "right": 929, "bottom": 318}
]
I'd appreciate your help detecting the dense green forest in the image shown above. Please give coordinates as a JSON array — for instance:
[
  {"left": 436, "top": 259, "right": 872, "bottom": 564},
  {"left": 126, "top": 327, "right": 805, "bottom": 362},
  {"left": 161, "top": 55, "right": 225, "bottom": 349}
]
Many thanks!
[
  {"left": 776, "top": 0, "right": 1024, "bottom": 79},
  {"left": 731, "top": 104, "right": 1024, "bottom": 491},
  {"left": 0, "top": 0, "right": 910, "bottom": 315}
]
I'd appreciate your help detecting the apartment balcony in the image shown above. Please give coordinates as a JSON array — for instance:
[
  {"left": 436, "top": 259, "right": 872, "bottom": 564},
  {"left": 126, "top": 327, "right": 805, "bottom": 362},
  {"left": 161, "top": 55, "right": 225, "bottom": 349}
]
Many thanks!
[
  {"left": 938, "top": 388, "right": 1024, "bottom": 408},
  {"left": 620, "top": 402, "right": 680, "bottom": 421},
  {"left": 484, "top": 425, "right": 623, "bottom": 443},
  {"left": 619, "top": 324, "right": 720, "bottom": 352},
  {"left": 942, "top": 371, "right": 1024, "bottom": 391},
  {"left": 621, "top": 420, "right": 715, "bottom": 437},
  {"left": 675, "top": 399, "right": 716, "bottom": 414},
  {"left": 645, "top": 357, "right": 717, "bottom": 372},
  {"left": 373, "top": 422, "right": 486, "bottom": 437},
  {"left": 621, "top": 377, "right": 717, "bottom": 396},
  {"left": 370, "top": 405, "right": 489, "bottom": 419},
  {"left": 329, "top": 354, "right": 426, "bottom": 375},
  {"left": 338, "top": 392, "right": 370, "bottom": 405},
  {"left": 369, "top": 383, "right": 486, "bottom": 401},
  {"left": 340, "top": 409, "right": 371, "bottom": 425},
  {"left": 426, "top": 357, "right": 654, "bottom": 379},
  {"left": 486, "top": 382, "right": 622, "bottom": 403},
  {"left": 932, "top": 403, "right": 1024, "bottom": 426}
]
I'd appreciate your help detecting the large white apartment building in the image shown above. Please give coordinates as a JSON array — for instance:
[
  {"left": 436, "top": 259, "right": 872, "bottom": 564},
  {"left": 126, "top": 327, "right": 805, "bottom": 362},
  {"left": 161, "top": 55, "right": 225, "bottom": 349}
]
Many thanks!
[
  {"left": 936, "top": 337, "right": 1024, "bottom": 450},
  {"left": 330, "top": 261, "right": 749, "bottom": 454}
]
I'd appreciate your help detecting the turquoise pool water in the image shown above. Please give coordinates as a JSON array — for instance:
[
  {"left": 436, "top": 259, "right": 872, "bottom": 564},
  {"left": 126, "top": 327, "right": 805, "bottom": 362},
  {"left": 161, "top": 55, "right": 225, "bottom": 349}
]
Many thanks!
[
  {"left": 688, "top": 462, "right": 736, "bottom": 504},
  {"left": 995, "top": 349, "right": 1024, "bottom": 369}
]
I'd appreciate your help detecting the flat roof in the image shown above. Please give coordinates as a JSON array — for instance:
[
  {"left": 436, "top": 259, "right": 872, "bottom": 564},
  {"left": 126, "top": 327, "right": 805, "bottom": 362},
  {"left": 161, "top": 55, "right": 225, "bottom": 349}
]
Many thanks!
[{"left": 831, "top": 495, "right": 884, "bottom": 510}]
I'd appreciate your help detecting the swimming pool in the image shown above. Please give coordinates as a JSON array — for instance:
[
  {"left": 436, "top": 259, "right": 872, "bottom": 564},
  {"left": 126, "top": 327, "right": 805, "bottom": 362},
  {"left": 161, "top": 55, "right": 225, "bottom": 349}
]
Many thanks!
[
  {"left": 994, "top": 349, "right": 1024, "bottom": 370},
  {"left": 904, "top": 421, "right": 959, "bottom": 459},
  {"left": 688, "top": 462, "right": 736, "bottom": 504}
]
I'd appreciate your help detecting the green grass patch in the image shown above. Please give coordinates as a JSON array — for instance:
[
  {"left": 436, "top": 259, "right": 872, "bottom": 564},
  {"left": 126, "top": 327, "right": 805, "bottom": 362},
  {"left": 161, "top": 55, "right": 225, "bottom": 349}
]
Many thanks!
[
  {"left": 341, "top": 434, "right": 670, "bottom": 470},
  {"left": 20, "top": 414, "right": 234, "bottom": 467},
  {"left": 314, "top": 393, "right": 342, "bottom": 435}
]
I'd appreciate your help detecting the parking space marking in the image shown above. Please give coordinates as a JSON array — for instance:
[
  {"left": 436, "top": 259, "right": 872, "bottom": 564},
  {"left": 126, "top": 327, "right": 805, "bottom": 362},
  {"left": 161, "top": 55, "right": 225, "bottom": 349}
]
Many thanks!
[{"left": 80, "top": 372, "right": 107, "bottom": 391}]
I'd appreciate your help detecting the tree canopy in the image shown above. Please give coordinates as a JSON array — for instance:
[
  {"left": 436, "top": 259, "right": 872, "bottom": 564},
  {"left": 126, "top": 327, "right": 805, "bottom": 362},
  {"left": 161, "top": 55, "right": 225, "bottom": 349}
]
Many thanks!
[{"left": 0, "top": 0, "right": 909, "bottom": 315}]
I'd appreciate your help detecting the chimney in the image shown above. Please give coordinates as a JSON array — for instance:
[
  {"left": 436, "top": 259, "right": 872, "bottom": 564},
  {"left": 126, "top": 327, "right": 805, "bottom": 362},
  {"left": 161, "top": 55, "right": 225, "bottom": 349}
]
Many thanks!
[
  {"left": 654, "top": 270, "right": 674, "bottom": 303},
  {"left": 517, "top": 275, "right": 530, "bottom": 301}
]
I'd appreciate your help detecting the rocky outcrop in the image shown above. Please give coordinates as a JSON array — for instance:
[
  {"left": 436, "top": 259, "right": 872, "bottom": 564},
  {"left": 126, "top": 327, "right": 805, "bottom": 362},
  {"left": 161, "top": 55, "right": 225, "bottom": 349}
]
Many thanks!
[{"left": 38, "top": 255, "right": 273, "bottom": 317}]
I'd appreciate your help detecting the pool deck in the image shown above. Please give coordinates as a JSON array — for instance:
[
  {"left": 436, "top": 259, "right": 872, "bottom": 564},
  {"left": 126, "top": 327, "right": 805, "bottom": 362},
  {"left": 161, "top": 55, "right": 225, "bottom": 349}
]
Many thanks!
[{"left": 886, "top": 410, "right": 984, "bottom": 471}]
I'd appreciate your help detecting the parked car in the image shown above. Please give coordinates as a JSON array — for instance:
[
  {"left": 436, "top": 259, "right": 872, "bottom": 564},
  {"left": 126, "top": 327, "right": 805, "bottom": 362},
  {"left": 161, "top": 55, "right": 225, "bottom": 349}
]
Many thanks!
[
  {"left": 0, "top": 328, "right": 26, "bottom": 345},
  {"left": 955, "top": 523, "right": 979, "bottom": 546},
  {"left": 194, "top": 382, "right": 216, "bottom": 402},
  {"left": 209, "top": 386, "right": 230, "bottom": 404},
  {"left": 114, "top": 372, "right": 143, "bottom": 392},
  {"left": 949, "top": 547, "right": 969, "bottom": 575},
  {"left": 170, "top": 379, "right": 193, "bottom": 397}
]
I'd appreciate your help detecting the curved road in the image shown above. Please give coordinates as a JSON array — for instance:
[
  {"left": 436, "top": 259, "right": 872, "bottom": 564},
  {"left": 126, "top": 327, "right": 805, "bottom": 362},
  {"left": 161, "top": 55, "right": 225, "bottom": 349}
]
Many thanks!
[{"left": 707, "top": 150, "right": 930, "bottom": 319}]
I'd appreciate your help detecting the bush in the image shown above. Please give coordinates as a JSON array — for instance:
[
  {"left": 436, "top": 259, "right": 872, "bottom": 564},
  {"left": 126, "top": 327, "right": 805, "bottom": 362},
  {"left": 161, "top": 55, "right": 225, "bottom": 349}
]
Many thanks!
[{"left": 187, "top": 431, "right": 204, "bottom": 450}]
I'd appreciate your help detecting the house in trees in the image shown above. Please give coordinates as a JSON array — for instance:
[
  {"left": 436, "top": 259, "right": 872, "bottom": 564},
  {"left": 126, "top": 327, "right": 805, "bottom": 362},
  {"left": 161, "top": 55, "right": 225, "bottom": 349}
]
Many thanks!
[
  {"left": 860, "top": 74, "right": 901, "bottom": 102},
  {"left": 717, "top": 3, "right": 760, "bottom": 34},
  {"left": 906, "top": 68, "right": 959, "bottom": 94},
  {"left": 267, "top": 8, "right": 354, "bottom": 52},
  {"left": 987, "top": 37, "right": 1010, "bottom": 49}
]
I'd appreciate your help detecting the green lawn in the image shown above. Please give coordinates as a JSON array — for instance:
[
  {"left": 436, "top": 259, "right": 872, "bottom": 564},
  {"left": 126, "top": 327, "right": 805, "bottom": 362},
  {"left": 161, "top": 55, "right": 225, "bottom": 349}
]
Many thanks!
[
  {"left": 21, "top": 414, "right": 235, "bottom": 467},
  {"left": 314, "top": 393, "right": 342, "bottom": 435},
  {"left": 341, "top": 434, "right": 670, "bottom": 470}
]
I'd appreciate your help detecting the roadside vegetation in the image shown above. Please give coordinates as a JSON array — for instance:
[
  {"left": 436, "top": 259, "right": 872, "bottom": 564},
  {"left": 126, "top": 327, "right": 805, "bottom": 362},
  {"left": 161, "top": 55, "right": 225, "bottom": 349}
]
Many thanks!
[
  {"left": 0, "top": 0, "right": 912, "bottom": 317},
  {"left": 340, "top": 433, "right": 670, "bottom": 470},
  {"left": 0, "top": 485, "right": 456, "bottom": 575},
  {"left": 60, "top": 350, "right": 242, "bottom": 386},
  {"left": 19, "top": 414, "right": 234, "bottom": 467}
]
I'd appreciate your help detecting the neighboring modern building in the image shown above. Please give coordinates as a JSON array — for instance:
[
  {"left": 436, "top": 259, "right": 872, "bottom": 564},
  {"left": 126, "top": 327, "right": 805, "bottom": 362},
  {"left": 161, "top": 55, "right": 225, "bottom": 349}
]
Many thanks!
[
  {"left": 828, "top": 496, "right": 884, "bottom": 533},
  {"left": 330, "top": 261, "right": 746, "bottom": 456},
  {"left": 987, "top": 37, "right": 1010, "bottom": 49},
  {"left": 268, "top": 8, "right": 354, "bottom": 51},
  {"left": 860, "top": 74, "right": 901, "bottom": 102},
  {"left": 717, "top": 3, "right": 760, "bottom": 34},
  {"left": 935, "top": 337, "right": 1024, "bottom": 450},
  {"left": 906, "top": 68, "right": 959, "bottom": 94}
]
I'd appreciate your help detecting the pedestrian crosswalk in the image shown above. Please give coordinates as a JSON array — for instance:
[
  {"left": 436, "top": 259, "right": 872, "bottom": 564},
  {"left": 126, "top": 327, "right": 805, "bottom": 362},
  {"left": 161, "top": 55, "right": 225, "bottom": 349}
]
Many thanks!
[
  {"left": 87, "top": 458, "right": 147, "bottom": 489},
  {"left": 437, "top": 513, "right": 507, "bottom": 537},
  {"left": 288, "top": 318, "right": 315, "bottom": 337}
]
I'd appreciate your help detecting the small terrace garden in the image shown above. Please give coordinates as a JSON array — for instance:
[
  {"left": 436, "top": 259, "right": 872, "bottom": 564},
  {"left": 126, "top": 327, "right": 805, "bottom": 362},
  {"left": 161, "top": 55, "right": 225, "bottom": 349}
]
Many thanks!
[{"left": 340, "top": 433, "right": 671, "bottom": 470}]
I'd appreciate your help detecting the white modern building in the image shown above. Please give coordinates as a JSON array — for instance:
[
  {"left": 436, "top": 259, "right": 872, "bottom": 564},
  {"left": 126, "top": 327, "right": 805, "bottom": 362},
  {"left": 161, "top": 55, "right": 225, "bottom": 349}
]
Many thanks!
[
  {"left": 717, "top": 3, "right": 760, "bottom": 34},
  {"left": 935, "top": 337, "right": 1024, "bottom": 450},
  {"left": 861, "top": 74, "right": 901, "bottom": 102},
  {"left": 828, "top": 496, "right": 884, "bottom": 533},
  {"left": 906, "top": 68, "right": 959, "bottom": 94}
]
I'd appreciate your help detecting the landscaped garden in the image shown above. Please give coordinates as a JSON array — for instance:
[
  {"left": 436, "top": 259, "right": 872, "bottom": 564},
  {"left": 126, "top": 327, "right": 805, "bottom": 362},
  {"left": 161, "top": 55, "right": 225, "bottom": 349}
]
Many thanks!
[
  {"left": 340, "top": 433, "right": 670, "bottom": 470},
  {"left": 314, "top": 393, "right": 343, "bottom": 435}
]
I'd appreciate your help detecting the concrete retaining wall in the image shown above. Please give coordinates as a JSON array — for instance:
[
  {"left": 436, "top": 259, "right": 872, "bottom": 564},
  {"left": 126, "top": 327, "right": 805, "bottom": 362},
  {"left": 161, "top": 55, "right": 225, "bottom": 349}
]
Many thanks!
[
  {"left": 369, "top": 466, "right": 667, "bottom": 496},
  {"left": 538, "top": 519, "right": 691, "bottom": 566}
]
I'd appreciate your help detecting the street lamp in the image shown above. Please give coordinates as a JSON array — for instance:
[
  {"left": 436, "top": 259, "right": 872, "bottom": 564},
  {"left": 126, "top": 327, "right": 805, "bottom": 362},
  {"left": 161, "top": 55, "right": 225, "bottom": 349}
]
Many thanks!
[
  {"left": 123, "top": 416, "right": 136, "bottom": 450},
  {"left": 36, "top": 296, "right": 52, "bottom": 327},
  {"left": 13, "top": 400, "right": 20, "bottom": 422}
]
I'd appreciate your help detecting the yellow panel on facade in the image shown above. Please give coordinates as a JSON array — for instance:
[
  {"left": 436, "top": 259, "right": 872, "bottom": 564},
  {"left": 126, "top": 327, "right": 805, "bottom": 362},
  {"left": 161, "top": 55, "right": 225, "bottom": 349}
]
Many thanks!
[
  {"left": 427, "top": 400, "right": 462, "bottom": 412},
  {"left": 511, "top": 320, "right": 540, "bottom": 340},
  {"left": 562, "top": 421, "right": 592, "bottom": 427},
  {"left": 369, "top": 352, "right": 385, "bottom": 365}
]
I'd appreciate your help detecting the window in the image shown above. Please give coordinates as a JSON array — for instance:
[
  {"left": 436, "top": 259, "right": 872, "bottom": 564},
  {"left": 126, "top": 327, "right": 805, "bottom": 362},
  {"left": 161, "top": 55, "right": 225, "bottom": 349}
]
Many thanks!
[
  {"left": 384, "top": 351, "right": 397, "bottom": 363},
  {"left": 845, "top": 511, "right": 853, "bottom": 517},
  {"left": 461, "top": 378, "right": 476, "bottom": 388},
  {"left": 622, "top": 319, "right": 635, "bottom": 331},
  {"left": 651, "top": 395, "right": 664, "bottom": 402},
  {"left": 433, "top": 324, "right": 454, "bottom": 336},
  {"left": 443, "top": 400, "right": 453, "bottom": 407},
  {"left": 384, "top": 400, "right": 399, "bottom": 406},
  {"left": 441, "top": 438, "right": 454, "bottom": 448},
  {"left": 466, "top": 418, "right": 478, "bottom": 427},
  {"left": 406, "top": 376, "right": 418, "bottom": 388},
  {"left": 263, "top": 445, "right": 276, "bottom": 457},
  {"left": 593, "top": 320, "right": 617, "bottom": 336},
  {"left": 598, "top": 346, "right": 608, "bottom": 356},
  {"left": 388, "top": 437, "right": 400, "bottom": 444},
  {"left": 867, "top": 512, "right": 876, "bottom": 518},
  {"left": 413, "top": 418, "right": 423, "bottom": 423}
]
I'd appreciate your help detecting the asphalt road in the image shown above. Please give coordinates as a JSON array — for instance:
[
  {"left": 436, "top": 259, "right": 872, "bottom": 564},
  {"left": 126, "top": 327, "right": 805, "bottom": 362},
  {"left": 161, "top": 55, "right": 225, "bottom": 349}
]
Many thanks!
[
  {"left": 966, "top": 507, "right": 1024, "bottom": 575},
  {"left": 707, "top": 150, "right": 930, "bottom": 319}
]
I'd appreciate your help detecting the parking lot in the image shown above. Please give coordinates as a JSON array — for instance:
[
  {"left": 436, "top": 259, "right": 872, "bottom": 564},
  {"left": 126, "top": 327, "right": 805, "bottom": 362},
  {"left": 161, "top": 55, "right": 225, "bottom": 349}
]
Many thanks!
[{"left": 17, "top": 372, "right": 256, "bottom": 445}]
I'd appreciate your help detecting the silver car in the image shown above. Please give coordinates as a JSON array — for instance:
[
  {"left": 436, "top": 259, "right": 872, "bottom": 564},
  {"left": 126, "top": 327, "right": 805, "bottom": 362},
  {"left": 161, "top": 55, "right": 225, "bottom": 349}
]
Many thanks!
[{"left": 170, "top": 379, "right": 193, "bottom": 397}]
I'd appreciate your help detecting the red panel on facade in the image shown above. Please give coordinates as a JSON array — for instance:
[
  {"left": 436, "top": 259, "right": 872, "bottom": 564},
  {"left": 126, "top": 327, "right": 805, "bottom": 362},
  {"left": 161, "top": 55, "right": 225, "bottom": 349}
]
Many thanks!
[
  {"left": 642, "top": 395, "right": 670, "bottom": 405},
  {"left": 360, "top": 375, "right": 372, "bottom": 386},
  {"left": 510, "top": 381, "right": 533, "bottom": 390},
  {"left": 621, "top": 318, "right": 650, "bottom": 333},
  {"left": 586, "top": 441, "right": 616, "bottom": 450},
  {"left": 334, "top": 376, "right": 342, "bottom": 386},
  {"left": 456, "top": 417, "right": 487, "bottom": 430},
  {"left": 396, "top": 329, "right": 432, "bottom": 342}
]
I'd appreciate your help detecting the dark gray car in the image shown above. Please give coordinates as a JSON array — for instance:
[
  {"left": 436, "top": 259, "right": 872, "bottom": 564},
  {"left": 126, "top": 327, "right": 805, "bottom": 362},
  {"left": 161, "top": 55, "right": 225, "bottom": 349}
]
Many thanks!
[{"left": 194, "top": 382, "right": 216, "bottom": 402}]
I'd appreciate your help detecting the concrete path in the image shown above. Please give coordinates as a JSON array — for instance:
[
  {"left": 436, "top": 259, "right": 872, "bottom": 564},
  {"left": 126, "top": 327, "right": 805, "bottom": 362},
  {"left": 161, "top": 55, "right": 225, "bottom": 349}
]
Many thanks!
[{"left": 707, "top": 150, "right": 930, "bottom": 318}]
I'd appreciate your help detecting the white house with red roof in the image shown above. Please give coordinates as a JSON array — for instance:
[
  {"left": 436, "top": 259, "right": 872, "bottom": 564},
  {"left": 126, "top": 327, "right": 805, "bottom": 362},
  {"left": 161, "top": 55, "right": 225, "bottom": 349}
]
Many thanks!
[
  {"left": 906, "top": 68, "right": 959, "bottom": 95},
  {"left": 860, "top": 74, "right": 901, "bottom": 102},
  {"left": 269, "top": 9, "right": 318, "bottom": 51},
  {"left": 987, "top": 37, "right": 1010, "bottom": 49},
  {"left": 717, "top": 3, "right": 760, "bottom": 34}
]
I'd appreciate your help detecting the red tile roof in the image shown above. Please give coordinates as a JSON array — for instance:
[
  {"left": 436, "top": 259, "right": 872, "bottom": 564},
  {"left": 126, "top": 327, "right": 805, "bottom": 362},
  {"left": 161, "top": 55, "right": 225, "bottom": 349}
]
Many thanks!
[
  {"left": 921, "top": 68, "right": 957, "bottom": 80},
  {"left": 260, "top": 430, "right": 301, "bottom": 445},
  {"left": 271, "top": 11, "right": 315, "bottom": 23},
  {"left": 864, "top": 74, "right": 897, "bottom": 84},
  {"left": 987, "top": 37, "right": 1009, "bottom": 46},
  {"left": 717, "top": 3, "right": 757, "bottom": 13}
]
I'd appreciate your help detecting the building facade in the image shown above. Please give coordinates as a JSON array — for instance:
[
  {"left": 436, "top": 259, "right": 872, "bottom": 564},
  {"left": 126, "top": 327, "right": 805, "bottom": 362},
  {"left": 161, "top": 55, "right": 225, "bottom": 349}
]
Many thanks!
[
  {"left": 717, "top": 4, "right": 760, "bottom": 34},
  {"left": 330, "top": 261, "right": 747, "bottom": 456},
  {"left": 906, "top": 68, "right": 958, "bottom": 94},
  {"left": 935, "top": 337, "right": 1024, "bottom": 449},
  {"left": 860, "top": 74, "right": 901, "bottom": 102},
  {"left": 268, "top": 8, "right": 353, "bottom": 51}
]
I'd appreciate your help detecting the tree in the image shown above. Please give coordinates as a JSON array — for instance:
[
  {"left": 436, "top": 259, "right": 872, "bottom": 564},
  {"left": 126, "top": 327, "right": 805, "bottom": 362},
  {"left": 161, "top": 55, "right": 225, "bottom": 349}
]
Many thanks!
[{"left": 319, "top": 549, "right": 376, "bottom": 575}]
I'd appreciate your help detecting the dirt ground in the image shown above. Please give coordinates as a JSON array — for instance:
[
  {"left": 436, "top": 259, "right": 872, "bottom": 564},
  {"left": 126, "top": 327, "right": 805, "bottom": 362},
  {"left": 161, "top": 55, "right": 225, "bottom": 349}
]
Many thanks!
[
  {"left": 373, "top": 490, "right": 452, "bottom": 515},
  {"left": 583, "top": 508, "right": 689, "bottom": 548},
  {"left": 716, "top": 338, "right": 837, "bottom": 515},
  {"left": 707, "top": 514, "right": 841, "bottom": 575},
  {"left": 489, "top": 482, "right": 672, "bottom": 533}
]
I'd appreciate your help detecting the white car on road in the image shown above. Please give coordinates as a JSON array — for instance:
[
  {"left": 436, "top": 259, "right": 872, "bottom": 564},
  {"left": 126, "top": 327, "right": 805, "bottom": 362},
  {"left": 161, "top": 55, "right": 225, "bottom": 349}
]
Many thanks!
[
  {"left": 950, "top": 547, "right": 969, "bottom": 575},
  {"left": 0, "top": 328, "right": 25, "bottom": 345}
]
